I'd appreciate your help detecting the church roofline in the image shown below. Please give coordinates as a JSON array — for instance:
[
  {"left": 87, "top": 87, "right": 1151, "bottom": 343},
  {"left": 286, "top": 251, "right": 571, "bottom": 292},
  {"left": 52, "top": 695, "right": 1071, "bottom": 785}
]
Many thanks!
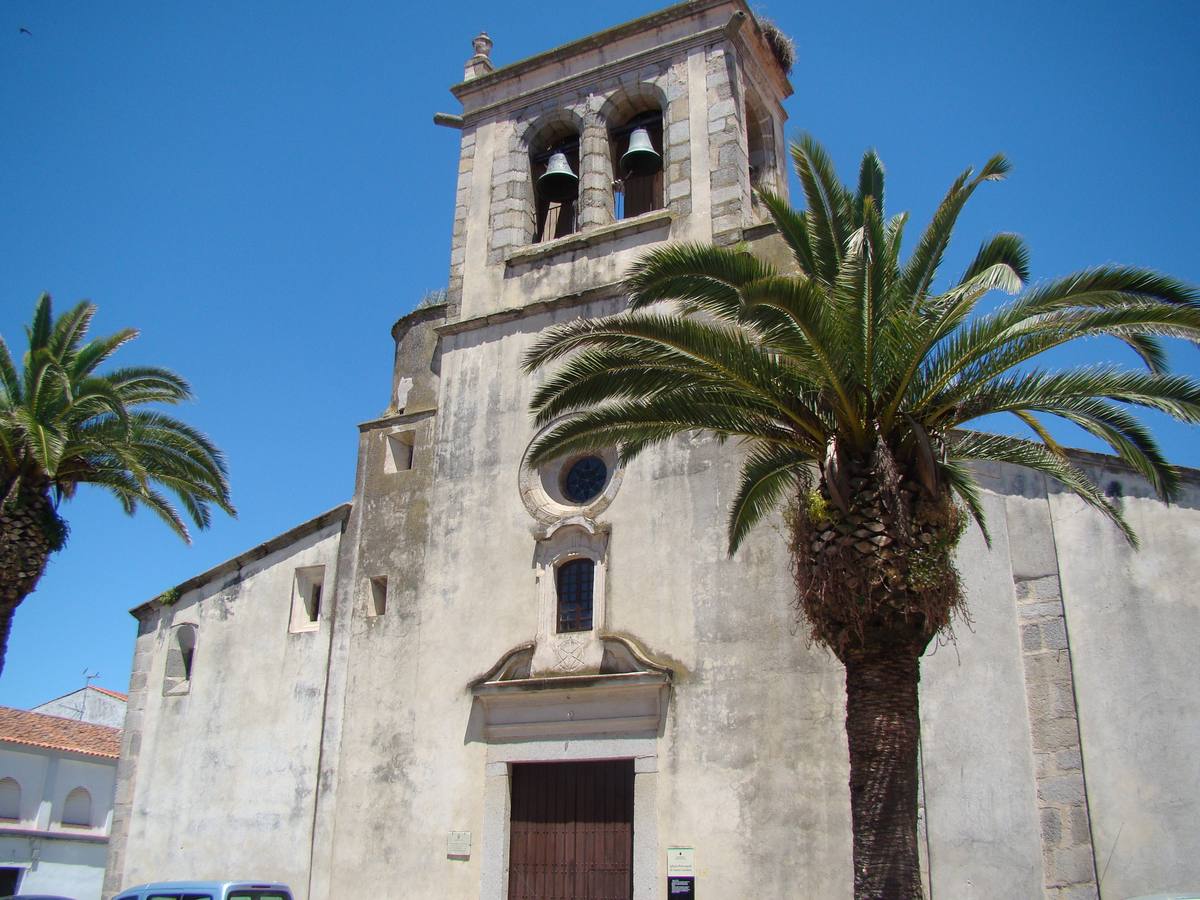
[
  {"left": 449, "top": 0, "right": 791, "bottom": 115},
  {"left": 128, "top": 502, "right": 352, "bottom": 619},
  {"left": 451, "top": 0, "right": 728, "bottom": 98}
]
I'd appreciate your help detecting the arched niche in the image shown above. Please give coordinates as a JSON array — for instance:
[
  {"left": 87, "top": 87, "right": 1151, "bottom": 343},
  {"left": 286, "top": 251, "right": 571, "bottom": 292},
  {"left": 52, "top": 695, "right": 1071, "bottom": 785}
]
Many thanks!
[
  {"left": 600, "top": 84, "right": 668, "bottom": 221},
  {"left": 522, "top": 110, "right": 585, "bottom": 244}
]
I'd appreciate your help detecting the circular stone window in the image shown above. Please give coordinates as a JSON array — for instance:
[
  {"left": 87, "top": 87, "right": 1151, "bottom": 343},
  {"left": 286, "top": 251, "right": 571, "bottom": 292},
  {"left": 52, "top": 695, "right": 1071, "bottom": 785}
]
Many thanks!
[
  {"left": 519, "top": 426, "right": 624, "bottom": 525},
  {"left": 562, "top": 455, "right": 608, "bottom": 503}
]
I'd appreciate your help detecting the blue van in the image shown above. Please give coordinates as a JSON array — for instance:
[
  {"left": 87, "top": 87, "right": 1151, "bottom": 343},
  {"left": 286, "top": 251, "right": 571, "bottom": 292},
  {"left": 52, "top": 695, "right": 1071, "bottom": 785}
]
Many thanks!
[{"left": 114, "top": 883, "right": 292, "bottom": 900}]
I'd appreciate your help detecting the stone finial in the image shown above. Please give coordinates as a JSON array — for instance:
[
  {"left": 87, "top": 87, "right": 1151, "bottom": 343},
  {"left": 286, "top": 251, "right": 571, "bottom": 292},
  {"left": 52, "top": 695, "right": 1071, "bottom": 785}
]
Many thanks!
[{"left": 464, "top": 31, "right": 494, "bottom": 80}]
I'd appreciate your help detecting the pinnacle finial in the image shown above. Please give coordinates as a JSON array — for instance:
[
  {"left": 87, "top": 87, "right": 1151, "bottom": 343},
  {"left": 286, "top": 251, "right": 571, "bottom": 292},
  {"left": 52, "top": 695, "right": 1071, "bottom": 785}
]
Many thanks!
[{"left": 464, "top": 31, "right": 495, "bottom": 80}]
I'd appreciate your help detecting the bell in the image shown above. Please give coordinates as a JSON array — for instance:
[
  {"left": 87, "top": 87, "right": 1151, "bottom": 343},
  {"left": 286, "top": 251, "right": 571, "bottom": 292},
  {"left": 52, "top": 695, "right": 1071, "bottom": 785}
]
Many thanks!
[
  {"left": 621, "top": 127, "right": 661, "bottom": 177},
  {"left": 537, "top": 151, "right": 579, "bottom": 203}
]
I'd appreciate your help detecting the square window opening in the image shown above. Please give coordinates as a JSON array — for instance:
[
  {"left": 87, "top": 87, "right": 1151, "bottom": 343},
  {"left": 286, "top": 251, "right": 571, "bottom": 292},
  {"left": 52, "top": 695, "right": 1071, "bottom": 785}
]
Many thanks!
[
  {"left": 291, "top": 565, "right": 326, "bottom": 632},
  {"left": 385, "top": 431, "right": 416, "bottom": 473},
  {"left": 368, "top": 576, "right": 388, "bottom": 617}
]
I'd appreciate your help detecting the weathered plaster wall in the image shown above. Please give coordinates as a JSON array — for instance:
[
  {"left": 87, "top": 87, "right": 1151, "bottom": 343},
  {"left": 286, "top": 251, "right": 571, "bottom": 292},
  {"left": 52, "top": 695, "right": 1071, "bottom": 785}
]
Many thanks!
[
  {"left": 33, "top": 689, "right": 127, "bottom": 728},
  {"left": 106, "top": 4, "right": 1200, "bottom": 899},
  {"left": 1050, "top": 460, "right": 1200, "bottom": 899},
  {"left": 106, "top": 520, "right": 343, "bottom": 897},
  {"left": 307, "top": 290, "right": 858, "bottom": 898}
]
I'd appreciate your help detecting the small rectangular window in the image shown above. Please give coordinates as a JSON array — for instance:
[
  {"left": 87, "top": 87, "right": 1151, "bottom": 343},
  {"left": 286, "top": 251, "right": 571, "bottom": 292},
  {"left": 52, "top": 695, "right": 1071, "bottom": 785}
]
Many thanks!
[
  {"left": 290, "top": 566, "right": 326, "bottom": 632},
  {"left": 385, "top": 431, "right": 415, "bottom": 473},
  {"left": 368, "top": 576, "right": 388, "bottom": 617}
]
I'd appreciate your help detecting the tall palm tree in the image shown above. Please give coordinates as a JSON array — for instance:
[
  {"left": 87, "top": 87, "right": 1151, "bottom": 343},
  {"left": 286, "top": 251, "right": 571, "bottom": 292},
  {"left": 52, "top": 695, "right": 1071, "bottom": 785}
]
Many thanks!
[
  {"left": 523, "top": 136, "right": 1200, "bottom": 899},
  {"left": 0, "top": 294, "right": 234, "bottom": 677}
]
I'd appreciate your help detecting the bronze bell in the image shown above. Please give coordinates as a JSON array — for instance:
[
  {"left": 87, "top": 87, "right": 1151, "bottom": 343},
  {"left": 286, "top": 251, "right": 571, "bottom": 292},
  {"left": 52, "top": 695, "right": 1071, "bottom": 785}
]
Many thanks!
[
  {"left": 620, "top": 127, "right": 661, "bottom": 177},
  {"left": 537, "top": 151, "right": 579, "bottom": 203}
]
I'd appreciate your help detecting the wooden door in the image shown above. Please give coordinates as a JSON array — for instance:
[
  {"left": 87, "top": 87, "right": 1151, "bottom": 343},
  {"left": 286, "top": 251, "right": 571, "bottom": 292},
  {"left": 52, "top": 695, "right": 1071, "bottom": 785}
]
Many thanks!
[{"left": 508, "top": 760, "right": 634, "bottom": 900}]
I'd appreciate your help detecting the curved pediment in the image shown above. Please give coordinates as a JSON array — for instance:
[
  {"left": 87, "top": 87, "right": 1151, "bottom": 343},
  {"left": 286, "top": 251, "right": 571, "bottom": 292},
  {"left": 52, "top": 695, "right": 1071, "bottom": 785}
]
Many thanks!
[{"left": 469, "top": 635, "right": 673, "bottom": 742}]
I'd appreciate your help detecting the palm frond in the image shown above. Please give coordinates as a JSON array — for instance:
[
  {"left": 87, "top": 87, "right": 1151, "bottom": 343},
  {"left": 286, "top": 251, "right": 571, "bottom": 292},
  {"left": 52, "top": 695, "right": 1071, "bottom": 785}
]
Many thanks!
[
  {"left": 950, "top": 432, "right": 1136, "bottom": 545},
  {"left": 728, "top": 445, "right": 809, "bottom": 554},
  {"left": 756, "top": 188, "right": 819, "bottom": 277}
]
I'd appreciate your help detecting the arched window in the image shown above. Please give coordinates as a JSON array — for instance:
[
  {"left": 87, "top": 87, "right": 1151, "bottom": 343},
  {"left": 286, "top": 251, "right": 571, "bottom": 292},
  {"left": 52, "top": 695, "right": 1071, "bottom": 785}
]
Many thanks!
[
  {"left": 556, "top": 558, "right": 595, "bottom": 633},
  {"left": 531, "top": 135, "right": 580, "bottom": 243},
  {"left": 0, "top": 777, "right": 20, "bottom": 820},
  {"left": 745, "top": 91, "right": 779, "bottom": 196},
  {"left": 163, "top": 623, "right": 197, "bottom": 695},
  {"left": 610, "top": 110, "right": 663, "bottom": 220},
  {"left": 62, "top": 787, "right": 91, "bottom": 827}
]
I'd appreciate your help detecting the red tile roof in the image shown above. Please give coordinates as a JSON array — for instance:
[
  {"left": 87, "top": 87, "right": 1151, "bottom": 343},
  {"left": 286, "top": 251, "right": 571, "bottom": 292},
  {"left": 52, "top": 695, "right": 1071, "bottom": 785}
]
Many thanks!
[{"left": 0, "top": 706, "right": 121, "bottom": 759}]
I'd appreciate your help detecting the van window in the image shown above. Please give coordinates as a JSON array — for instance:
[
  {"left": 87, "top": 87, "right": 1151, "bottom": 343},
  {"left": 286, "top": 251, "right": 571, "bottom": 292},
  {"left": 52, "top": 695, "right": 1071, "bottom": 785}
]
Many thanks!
[{"left": 229, "top": 894, "right": 289, "bottom": 900}]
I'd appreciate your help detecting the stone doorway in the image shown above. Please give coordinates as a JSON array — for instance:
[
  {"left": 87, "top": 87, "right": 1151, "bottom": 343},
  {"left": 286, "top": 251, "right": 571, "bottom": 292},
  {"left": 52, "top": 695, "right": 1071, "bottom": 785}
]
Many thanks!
[{"left": 507, "top": 759, "right": 634, "bottom": 900}]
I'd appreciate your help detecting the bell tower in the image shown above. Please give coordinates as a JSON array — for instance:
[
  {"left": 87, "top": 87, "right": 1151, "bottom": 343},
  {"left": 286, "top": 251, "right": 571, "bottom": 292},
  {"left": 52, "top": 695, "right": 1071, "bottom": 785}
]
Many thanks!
[{"left": 434, "top": 0, "right": 792, "bottom": 322}]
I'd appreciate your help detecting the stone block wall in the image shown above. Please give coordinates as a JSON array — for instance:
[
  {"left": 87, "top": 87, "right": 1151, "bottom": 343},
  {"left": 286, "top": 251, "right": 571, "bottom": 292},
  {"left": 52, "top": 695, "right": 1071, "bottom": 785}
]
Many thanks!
[{"left": 440, "top": 5, "right": 792, "bottom": 322}]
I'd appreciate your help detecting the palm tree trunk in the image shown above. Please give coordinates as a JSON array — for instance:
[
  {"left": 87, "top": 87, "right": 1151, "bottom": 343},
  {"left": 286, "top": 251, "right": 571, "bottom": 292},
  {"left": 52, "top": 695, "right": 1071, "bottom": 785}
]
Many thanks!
[
  {"left": 844, "top": 645, "right": 924, "bottom": 900},
  {"left": 0, "top": 607, "right": 13, "bottom": 680},
  {"left": 0, "top": 479, "right": 59, "bottom": 680}
]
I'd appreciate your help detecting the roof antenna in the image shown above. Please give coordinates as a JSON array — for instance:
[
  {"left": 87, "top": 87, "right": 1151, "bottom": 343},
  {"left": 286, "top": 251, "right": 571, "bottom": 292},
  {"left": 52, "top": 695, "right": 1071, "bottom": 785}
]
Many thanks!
[{"left": 83, "top": 668, "right": 99, "bottom": 689}]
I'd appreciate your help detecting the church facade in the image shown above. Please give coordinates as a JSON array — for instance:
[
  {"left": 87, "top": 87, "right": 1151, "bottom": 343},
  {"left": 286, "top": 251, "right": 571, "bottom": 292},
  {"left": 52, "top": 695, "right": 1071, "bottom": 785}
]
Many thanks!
[{"left": 103, "top": 2, "right": 1200, "bottom": 898}]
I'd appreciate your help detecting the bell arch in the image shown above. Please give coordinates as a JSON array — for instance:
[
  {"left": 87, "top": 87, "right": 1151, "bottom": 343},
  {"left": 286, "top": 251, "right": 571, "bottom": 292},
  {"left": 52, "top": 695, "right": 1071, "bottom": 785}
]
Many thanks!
[
  {"left": 745, "top": 88, "right": 781, "bottom": 200},
  {"left": 520, "top": 109, "right": 585, "bottom": 244},
  {"left": 600, "top": 83, "right": 668, "bottom": 220}
]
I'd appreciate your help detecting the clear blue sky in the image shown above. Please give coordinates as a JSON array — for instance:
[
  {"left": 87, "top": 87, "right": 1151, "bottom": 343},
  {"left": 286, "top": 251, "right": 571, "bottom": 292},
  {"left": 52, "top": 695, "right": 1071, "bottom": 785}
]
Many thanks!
[{"left": 1, "top": 0, "right": 1197, "bottom": 709}]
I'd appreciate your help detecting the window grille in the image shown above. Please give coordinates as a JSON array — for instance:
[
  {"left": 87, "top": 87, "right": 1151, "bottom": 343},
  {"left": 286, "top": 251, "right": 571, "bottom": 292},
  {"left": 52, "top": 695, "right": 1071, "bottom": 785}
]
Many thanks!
[{"left": 556, "top": 559, "right": 595, "bottom": 633}]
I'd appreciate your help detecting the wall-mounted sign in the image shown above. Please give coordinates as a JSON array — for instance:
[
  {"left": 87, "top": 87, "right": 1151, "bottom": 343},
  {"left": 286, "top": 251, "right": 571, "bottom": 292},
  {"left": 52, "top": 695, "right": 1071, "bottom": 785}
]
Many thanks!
[
  {"left": 667, "top": 847, "right": 695, "bottom": 877},
  {"left": 669, "top": 876, "right": 695, "bottom": 897},
  {"left": 447, "top": 830, "right": 471, "bottom": 859},
  {"left": 667, "top": 847, "right": 695, "bottom": 896}
]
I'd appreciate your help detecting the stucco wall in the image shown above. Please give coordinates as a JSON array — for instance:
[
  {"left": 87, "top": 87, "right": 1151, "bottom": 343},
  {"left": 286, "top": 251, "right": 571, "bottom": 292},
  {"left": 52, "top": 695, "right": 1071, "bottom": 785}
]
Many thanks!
[
  {"left": 0, "top": 834, "right": 107, "bottom": 899},
  {"left": 105, "top": 2, "right": 1200, "bottom": 898},
  {"left": 0, "top": 744, "right": 115, "bottom": 900},
  {"left": 34, "top": 689, "right": 128, "bottom": 728},
  {"left": 108, "top": 521, "right": 343, "bottom": 896},
  {"left": 1051, "top": 461, "right": 1200, "bottom": 898}
]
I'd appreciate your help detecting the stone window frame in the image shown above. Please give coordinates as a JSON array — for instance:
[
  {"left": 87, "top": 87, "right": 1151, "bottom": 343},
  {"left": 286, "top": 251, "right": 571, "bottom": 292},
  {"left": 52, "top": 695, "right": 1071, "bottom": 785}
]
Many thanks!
[
  {"left": 744, "top": 86, "right": 781, "bottom": 198},
  {"left": 496, "top": 71, "right": 678, "bottom": 261},
  {"left": 162, "top": 622, "right": 197, "bottom": 697},
  {"left": 555, "top": 557, "right": 596, "bottom": 634},
  {"left": 61, "top": 786, "right": 92, "bottom": 828},
  {"left": 506, "top": 108, "right": 586, "bottom": 252},
  {"left": 531, "top": 520, "right": 609, "bottom": 676},
  {"left": 599, "top": 83, "right": 670, "bottom": 222},
  {"left": 519, "top": 422, "right": 625, "bottom": 526}
]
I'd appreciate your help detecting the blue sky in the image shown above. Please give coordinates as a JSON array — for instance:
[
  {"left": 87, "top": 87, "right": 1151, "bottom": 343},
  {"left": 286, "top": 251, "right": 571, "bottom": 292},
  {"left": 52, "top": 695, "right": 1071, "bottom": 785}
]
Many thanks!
[{"left": 1, "top": 0, "right": 1197, "bottom": 709}]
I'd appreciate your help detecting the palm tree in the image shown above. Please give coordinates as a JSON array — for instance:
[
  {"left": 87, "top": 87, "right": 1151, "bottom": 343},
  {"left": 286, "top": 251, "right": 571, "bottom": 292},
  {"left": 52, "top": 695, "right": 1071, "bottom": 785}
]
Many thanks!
[
  {"left": 0, "top": 294, "right": 234, "bottom": 677},
  {"left": 522, "top": 136, "right": 1200, "bottom": 899}
]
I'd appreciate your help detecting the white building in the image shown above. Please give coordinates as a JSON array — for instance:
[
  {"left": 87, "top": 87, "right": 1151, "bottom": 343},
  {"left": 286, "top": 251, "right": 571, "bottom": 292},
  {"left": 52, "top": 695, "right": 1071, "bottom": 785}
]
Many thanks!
[
  {"left": 103, "top": 2, "right": 1200, "bottom": 899},
  {"left": 0, "top": 705, "right": 120, "bottom": 899},
  {"left": 34, "top": 687, "right": 129, "bottom": 731}
]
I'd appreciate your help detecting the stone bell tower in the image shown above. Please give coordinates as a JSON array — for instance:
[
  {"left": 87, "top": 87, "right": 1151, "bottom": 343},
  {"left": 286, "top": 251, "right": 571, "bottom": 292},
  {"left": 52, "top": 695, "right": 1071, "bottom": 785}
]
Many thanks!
[{"left": 434, "top": 0, "right": 793, "bottom": 322}]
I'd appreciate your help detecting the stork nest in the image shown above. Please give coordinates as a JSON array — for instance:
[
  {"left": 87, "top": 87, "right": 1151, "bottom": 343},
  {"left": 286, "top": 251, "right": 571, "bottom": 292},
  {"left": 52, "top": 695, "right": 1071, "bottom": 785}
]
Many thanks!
[{"left": 755, "top": 16, "right": 795, "bottom": 74}]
